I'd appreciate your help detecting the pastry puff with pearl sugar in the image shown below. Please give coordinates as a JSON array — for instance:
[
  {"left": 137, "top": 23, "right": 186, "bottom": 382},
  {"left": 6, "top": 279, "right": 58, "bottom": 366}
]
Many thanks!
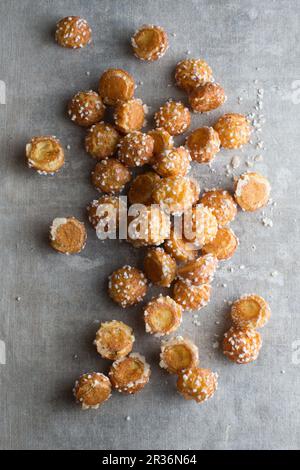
[{"left": 109, "top": 353, "right": 151, "bottom": 394}]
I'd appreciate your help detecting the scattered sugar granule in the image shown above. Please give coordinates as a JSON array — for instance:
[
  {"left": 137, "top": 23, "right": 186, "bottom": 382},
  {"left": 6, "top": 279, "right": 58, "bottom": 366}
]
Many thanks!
[
  {"left": 271, "top": 270, "right": 278, "bottom": 277},
  {"left": 240, "top": 265, "right": 245, "bottom": 270},
  {"left": 66, "top": 144, "right": 71, "bottom": 150},
  {"left": 231, "top": 155, "right": 241, "bottom": 169},
  {"left": 86, "top": 71, "right": 90, "bottom": 76},
  {"left": 73, "top": 354, "right": 78, "bottom": 360},
  {"left": 213, "top": 342, "right": 219, "bottom": 349},
  {"left": 126, "top": 416, "right": 131, "bottom": 421},
  {"left": 16, "top": 296, "right": 21, "bottom": 302},
  {"left": 281, "top": 370, "right": 285, "bottom": 374},
  {"left": 215, "top": 321, "right": 220, "bottom": 325},
  {"left": 252, "top": 244, "right": 257, "bottom": 251},
  {"left": 262, "top": 217, "right": 273, "bottom": 227}
]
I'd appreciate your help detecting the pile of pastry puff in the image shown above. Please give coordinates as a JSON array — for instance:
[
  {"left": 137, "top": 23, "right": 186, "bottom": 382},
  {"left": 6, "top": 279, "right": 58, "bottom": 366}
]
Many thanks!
[{"left": 24, "top": 17, "right": 272, "bottom": 409}]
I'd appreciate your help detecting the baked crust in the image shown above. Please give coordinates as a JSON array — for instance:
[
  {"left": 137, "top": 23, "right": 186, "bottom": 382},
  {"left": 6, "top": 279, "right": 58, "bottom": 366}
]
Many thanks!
[
  {"left": 148, "top": 128, "right": 174, "bottom": 155},
  {"left": 214, "top": 113, "right": 252, "bottom": 149},
  {"left": 173, "top": 279, "right": 211, "bottom": 311},
  {"left": 154, "top": 100, "right": 191, "bottom": 136},
  {"left": 108, "top": 265, "right": 147, "bottom": 308},
  {"left": 50, "top": 217, "right": 86, "bottom": 254},
  {"left": 109, "top": 353, "right": 151, "bottom": 394},
  {"left": 144, "top": 295, "right": 182, "bottom": 336},
  {"left": 177, "top": 367, "right": 218, "bottom": 403},
  {"left": 152, "top": 176, "right": 195, "bottom": 215},
  {"left": 128, "top": 205, "right": 170, "bottom": 246},
  {"left": 94, "top": 320, "right": 135, "bottom": 360},
  {"left": 177, "top": 254, "right": 218, "bottom": 285},
  {"left": 68, "top": 91, "right": 105, "bottom": 127},
  {"left": 223, "top": 326, "right": 262, "bottom": 364},
  {"left": 87, "top": 195, "right": 124, "bottom": 231},
  {"left": 98, "top": 68, "right": 135, "bottom": 106},
  {"left": 164, "top": 227, "right": 198, "bottom": 262},
  {"left": 186, "top": 126, "right": 220, "bottom": 164},
  {"left": 118, "top": 131, "right": 154, "bottom": 167},
  {"left": 73, "top": 372, "right": 111, "bottom": 409},
  {"left": 128, "top": 171, "right": 160, "bottom": 205},
  {"left": 114, "top": 98, "right": 146, "bottom": 134},
  {"left": 55, "top": 16, "right": 92, "bottom": 49},
  {"left": 144, "top": 247, "right": 176, "bottom": 287},
  {"left": 200, "top": 189, "right": 237, "bottom": 226},
  {"left": 175, "top": 59, "right": 213, "bottom": 92},
  {"left": 160, "top": 336, "right": 199, "bottom": 374},
  {"left": 231, "top": 294, "right": 271, "bottom": 329},
  {"left": 91, "top": 158, "right": 131, "bottom": 194},
  {"left": 152, "top": 146, "right": 191, "bottom": 177},
  {"left": 234, "top": 172, "right": 271, "bottom": 211},
  {"left": 85, "top": 122, "right": 120, "bottom": 160},
  {"left": 189, "top": 82, "right": 226, "bottom": 113},
  {"left": 190, "top": 204, "right": 218, "bottom": 246},
  {"left": 202, "top": 226, "right": 238, "bottom": 260},
  {"left": 131, "top": 25, "right": 168, "bottom": 61},
  {"left": 26, "top": 135, "right": 64, "bottom": 174}
]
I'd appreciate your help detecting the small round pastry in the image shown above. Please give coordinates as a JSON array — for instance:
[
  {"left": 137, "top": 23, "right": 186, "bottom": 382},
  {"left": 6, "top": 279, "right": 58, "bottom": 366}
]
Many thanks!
[
  {"left": 128, "top": 205, "right": 170, "bottom": 246},
  {"left": 152, "top": 176, "right": 195, "bottom": 215},
  {"left": 91, "top": 158, "right": 131, "bottom": 194},
  {"left": 144, "top": 247, "right": 176, "bottom": 287},
  {"left": 189, "top": 82, "right": 226, "bottom": 113},
  {"left": 117, "top": 131, "right": 154, "bottom": 167},
  {"left": 159, "top": 336, "right": 199, "bottom": 374},
  {"left": 231, "top": 294, "right": 271, "bottom": 329},
  {"left": 186, "top": 127, "right": 220, "bottom": 164},
  {"left": 128, "top": 171, "right": 160, "bottom": 205},
  {"left": 73, "top": 372, "right": 111, "bottom": 409},
  {"left": 164, "top": 228, "right": 198, "bottom": 262},
  {"left": 154, "top": 100, "right": 191, "bottom": 136},
  {"left": 114, "top": 98, "right": 145, "bottom": 134},
  {"left": 131, "top": 24, "right": 168, "bottom": 61},
  {"left": 214, "top": 113, "right": 252, "bottom": 149},
  {"left": 223, "top": 326, "right": 262, "bottom": 364},
  {"left": 175, "top": 59, "right": 213, "bottom": 92},
  {"left": 177, "top": 254, "right": 218, "bottom": 285},
  {"left": 85, "top": 122, "right": 120, "bottom": 160},
  {"left": 87, "top": 195, "right": 124, "bottom": 231},
  {"left": 68, "top": 91, "right": 105, "bottom": 127},
  {"left": 191, "top": 204, "right": 218, "bottom": 246},
  {"left": 152, "top": 146, "right": 191, "bottom": 177},
  {"left": 26, "top": 136, "right": 65, "bottom": 174},
  {"left": 144, "top": 295, "right": 183, "bottom": 337},
  {"left": 50, "top": 217, "right": 86, "bottom": 254},
  {"left": 173, "top": 279, "right": 211, "bottom": 311},
  {"left": 108, "top": 265, "right": 147, "bottom": 308},
  {"left": 98, "top": 68, "right": 135, "bottom": 106},
  {"left": 148, "top": 128, "right": 174, "bottom": 155},
  {"left": 202, "top": 226, "right": 238, "bottom": 261},
  {"left": 55, "top": 16, "right": 92, "bottom": 49},
  {"left": 94, "top": 320, "right": 135, "bottom": 360},
  {"left": 234, "top": 172, "right": 271, "bottom": 212},
  {"left": 177, "top": 367, "right": 218, "bottom": 403},
  {"left": 109, "top": 353, "right": 151, "bottom": 394},
  {"left": 200, "top": 189, "right": 237, "bottom": 226}
]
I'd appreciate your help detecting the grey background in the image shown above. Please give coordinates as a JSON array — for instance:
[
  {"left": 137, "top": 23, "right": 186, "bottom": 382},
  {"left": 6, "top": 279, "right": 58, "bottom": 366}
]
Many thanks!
[{"left": 0, "top": 0, "right": 299, "bottom": 450}]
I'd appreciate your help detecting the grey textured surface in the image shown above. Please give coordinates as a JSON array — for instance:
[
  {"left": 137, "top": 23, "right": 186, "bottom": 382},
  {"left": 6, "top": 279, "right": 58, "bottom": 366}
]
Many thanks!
[{"left": 0, "top": 0, "right": 300, "bottom": 450}]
